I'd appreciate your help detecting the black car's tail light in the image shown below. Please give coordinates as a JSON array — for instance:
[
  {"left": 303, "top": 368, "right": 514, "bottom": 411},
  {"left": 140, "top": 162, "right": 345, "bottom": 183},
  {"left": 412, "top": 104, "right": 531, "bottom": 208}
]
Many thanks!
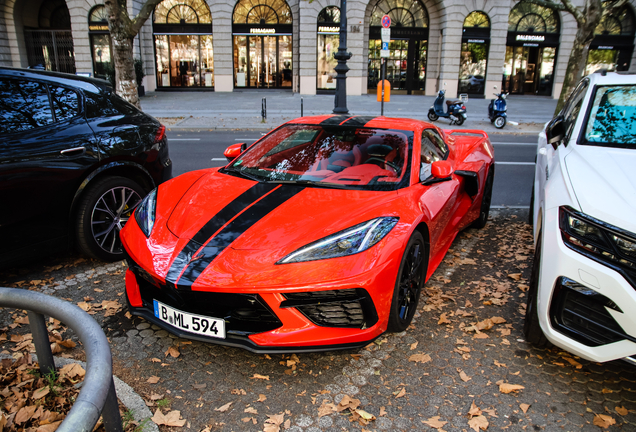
[
  {"left": 154, "top": 125, "right": 166, "bottom": 143},
  {"left": 559, "top": 206, "right": 636, "bottom": 287},
  {"left": 549, "top": 277, "right": 633, "bottom": 346},
  {"left": 280, "top": 288, "right": 378, "bottom": 329}
]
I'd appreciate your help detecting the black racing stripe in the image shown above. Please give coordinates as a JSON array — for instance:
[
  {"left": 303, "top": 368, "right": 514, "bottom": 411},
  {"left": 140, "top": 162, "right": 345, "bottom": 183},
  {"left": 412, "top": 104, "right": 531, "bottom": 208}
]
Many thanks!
[
  {"left": 165, "top": 182, "right": 278, "bottom": 286},
  {"left": 341, "top": 116, "right": 378, "bottom": 127},
  {"left": 319, "top": 115, "right": 351, "bottom": 126},
  {"left": 176, "top": 185, "right": 306, "bottom": 288}
]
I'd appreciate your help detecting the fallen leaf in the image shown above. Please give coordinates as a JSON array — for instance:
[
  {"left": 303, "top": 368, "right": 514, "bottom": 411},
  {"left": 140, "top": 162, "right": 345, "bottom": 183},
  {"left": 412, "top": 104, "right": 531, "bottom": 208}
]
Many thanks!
[
  {"left": 410, "top": 341, "right": 418, "bottom": 350},
  {"left": 468, "top": 401, "right": 481, "bottom": 417},
  {"left": 244, "top": 407, "right": 258, "bottom": 414},
  {"left": 593, "top": 414, "right": 616, "bottom": 429},
  {"left": 616, "top": 406, "right": 628, "bottom": 416},
  {"left": 438, "top": 313, "right": 451, "bottom": 325},
  {"left": 520, "top": 403, "right": 530, "bottom": 414},
  {"left": 15, "top": 405, "right": 37, "bottom": 424},
  {"left": 252, "top": 374, "right": 270, "bottom": 380},
  {"left": 263, "top": 413, "right": 285, "bottom": 432},
  {"left": 508, "top": 273, "right": 522, "bottom": 281},
  {"left": 147, "top": 376, "right": 160, "bottom": 384},
  {"left": 458, "top": 370, "right": 471, "bottom": 382},
  {"left": 151, "top": 409, "right": 186, "bottom": 427},
  {"left": 318, "top": 400, "right": 336, "bottom": 417},
  {"left": 59, "top": 363, "right": 85, "bottom": 378},
  {"left": 422, "top": 416, "right": 448, "bottom": 429},
  {"left": 563, "top": 357, "right": 583, "bottom": 369},
  {"left": 257, "top": 394, "right": 267, "bottom": 402},
  {"left": 468, "top": 414, "right": 489, "bottom": 431},
  {"left": 408, "top": 353, "right": 432, "bottom": 364},
  {"left": 36, "top": 421, "right": 62, "bottom": 432},
  {"left": 32, "top": 386, "right": 50, "bottom": 399},
  {"left": 215, "top": 402, "right": 232, "bottom": 412},
  {"left": 165, "top": 346, "right": 180, "bottom": 358},
  {"left": 394, "top": 388, "right": 406, "bottom": 398},
  {"left": 499, "top": 383, "right": 525, "bottom": 394}
]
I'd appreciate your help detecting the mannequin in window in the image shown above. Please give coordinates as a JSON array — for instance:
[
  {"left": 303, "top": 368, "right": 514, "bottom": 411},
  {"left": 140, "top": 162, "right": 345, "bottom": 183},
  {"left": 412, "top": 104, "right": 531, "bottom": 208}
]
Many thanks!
[{"left": 179, "top": 61, "right": 188, "bottom": 86}]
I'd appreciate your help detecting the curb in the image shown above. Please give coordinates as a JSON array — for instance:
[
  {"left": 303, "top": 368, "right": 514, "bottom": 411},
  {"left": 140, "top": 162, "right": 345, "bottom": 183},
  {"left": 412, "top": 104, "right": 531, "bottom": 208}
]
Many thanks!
[{"left": 2, "top": 354, "right": 158, "bottom": 432}]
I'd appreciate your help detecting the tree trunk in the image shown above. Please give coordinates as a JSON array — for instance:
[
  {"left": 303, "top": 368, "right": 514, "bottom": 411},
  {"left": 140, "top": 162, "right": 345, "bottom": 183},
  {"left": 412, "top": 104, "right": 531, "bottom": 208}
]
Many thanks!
[{"left": 111, "top": 34, "right": 139, "bottom": 108}]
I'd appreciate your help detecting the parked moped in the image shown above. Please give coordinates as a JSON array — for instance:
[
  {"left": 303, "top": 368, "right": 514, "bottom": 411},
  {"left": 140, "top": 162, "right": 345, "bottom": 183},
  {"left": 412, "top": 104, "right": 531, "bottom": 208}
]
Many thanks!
[
  {"left": 488, "top": 86, "right": 508, "bottom": 129},
  {"left": 427, "top": 87, "right": 467, "bottom": 126}
]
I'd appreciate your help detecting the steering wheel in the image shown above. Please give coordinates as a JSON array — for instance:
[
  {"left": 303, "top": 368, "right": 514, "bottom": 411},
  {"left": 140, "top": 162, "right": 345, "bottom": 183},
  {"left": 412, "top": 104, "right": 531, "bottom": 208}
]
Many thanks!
[{"left": 365, "top": 157, "right": 399, "bottom": 171}]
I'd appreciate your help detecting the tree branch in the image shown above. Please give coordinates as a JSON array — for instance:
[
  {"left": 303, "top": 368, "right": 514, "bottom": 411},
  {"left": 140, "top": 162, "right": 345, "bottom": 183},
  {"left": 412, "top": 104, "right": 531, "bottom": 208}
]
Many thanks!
[
  {"left": 516, "top": 0, "right": 567, "bottom": 12},
  {"left": 559, "top": 0, "right": 585, "bottom": 25},
  {"left": 130, "top": 0, "right": 165, "bottom": 36}
]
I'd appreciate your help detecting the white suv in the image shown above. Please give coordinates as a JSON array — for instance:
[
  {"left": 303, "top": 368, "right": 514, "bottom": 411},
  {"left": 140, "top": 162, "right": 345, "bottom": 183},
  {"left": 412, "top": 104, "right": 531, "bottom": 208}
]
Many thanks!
[{"left": 527, "top": 71, "right": 636, "bottom": 363}]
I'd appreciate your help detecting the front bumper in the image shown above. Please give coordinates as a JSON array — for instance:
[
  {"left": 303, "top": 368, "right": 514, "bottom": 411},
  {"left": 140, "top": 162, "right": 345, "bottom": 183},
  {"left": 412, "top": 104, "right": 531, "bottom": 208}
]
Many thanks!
[
  {"left": 124, "top": 261, "right": 383, "bottom": 353},
  {"left": 538, "top": 208, "right": 636, "bottom": 362}
]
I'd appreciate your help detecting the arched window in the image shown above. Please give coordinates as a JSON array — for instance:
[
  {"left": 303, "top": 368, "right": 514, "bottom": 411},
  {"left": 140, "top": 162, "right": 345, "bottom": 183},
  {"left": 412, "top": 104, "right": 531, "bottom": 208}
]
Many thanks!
[
  {"left": 318, "top": 6, "right": 340, "bottom": 24},
  {"left": 233, "top": 0, "right": 292, "bottom": 24},
  {"left": 38, "top": 0, "right": 71, "bottom": 29},
  {"left": 89, "top": 6, "right": 113, "bottom": 82},
  {"left": 508, "top": 2, "right": 559, "bottom": 33},
  {"left": 370, "top": 0, "right": 428, "bottom": 28},
  {"left": 464, "top": 11, "right": 490, "bottom": 28},
  {"left": 154, "top": 0, "right": 212, "bottom": 24},
  {"left": 595, "top": 4, "right": 635, "bottom": 36},
  {"left": 24, "top": 0, "right": 75, "bottom": 73}
]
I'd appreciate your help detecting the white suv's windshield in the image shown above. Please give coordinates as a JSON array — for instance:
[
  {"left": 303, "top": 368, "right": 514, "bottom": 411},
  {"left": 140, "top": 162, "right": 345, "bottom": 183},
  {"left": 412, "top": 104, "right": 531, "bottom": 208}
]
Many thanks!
[
  {"left": 224, "top": 124, "right": 414, "bottom": 191},
  {"left": 584, "top": 85, "right": 636, "bottom": 147}
]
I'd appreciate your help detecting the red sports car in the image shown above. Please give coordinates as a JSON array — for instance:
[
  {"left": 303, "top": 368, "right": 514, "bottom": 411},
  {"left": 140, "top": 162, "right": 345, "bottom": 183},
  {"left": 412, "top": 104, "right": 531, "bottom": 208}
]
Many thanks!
[{"left": 120, "top": 115, "right": 494, "bottom": 353}]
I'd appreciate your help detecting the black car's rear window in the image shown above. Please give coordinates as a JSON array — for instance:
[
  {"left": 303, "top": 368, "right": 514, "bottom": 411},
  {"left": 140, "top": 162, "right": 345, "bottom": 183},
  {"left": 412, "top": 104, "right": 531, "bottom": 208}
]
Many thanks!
[{"left": 85, "top": 91, "right": 139, "bottom": 118}]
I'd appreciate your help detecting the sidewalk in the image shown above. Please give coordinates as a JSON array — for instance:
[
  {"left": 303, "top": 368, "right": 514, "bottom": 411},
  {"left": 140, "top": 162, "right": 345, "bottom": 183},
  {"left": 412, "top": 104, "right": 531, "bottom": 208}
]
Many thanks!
[{"left": 139, "top": 90, "right": 557, "bottom": 134}]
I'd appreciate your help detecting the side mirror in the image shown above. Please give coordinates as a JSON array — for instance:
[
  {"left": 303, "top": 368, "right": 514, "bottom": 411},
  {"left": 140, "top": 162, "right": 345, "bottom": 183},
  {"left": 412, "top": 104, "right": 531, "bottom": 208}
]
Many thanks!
[
  {"left": 546, "top": 116, "right": 565, "bottom": 149},
  {"left": 224, "top": 142, "right": 247, "bottom": 162},
  {"left": 432, "top": 160, "right": 453, "bottom": 178}
]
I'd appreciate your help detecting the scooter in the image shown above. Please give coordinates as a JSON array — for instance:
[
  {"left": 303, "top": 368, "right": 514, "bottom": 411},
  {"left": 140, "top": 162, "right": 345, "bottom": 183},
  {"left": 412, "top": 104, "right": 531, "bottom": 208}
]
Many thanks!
[
  {"left": 427, "top": 87, "right": 467, "bottom": 126},
  {"left": 488, "top": 86, "right": 508, "bottom": 129}
]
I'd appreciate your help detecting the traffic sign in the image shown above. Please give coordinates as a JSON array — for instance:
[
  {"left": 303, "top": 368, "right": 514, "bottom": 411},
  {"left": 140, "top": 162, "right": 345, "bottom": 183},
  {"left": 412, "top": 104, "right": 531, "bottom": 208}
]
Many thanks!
[
  {"left": 380, "top": 41, "right": 389, "bottom": 58},
  {"left": 381, "top": 28, "right": 391, "bottom": 42},
  {"left": 381, "top": 15, "right": 391, "bottom": 28}
]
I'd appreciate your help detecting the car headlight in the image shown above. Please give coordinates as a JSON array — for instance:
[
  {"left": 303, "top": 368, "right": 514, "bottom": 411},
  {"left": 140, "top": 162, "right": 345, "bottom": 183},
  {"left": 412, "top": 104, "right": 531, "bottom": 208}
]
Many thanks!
[
  {"left": 278, "top": 217, "right": 399, "bottom": 264},
  {"left": 559, "top": 206, "right": 636, "bottom": 270},
  {"left": 134, "top": 188, "right": 157, "bottom": 238}
]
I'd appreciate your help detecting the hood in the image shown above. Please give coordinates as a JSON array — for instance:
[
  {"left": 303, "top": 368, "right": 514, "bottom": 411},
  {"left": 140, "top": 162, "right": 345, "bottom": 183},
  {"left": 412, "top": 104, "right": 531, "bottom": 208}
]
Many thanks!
[
  {"left": 166, "top": 170, "right": 403, "bottom": 250},
  {"left": 565, "top": 145, "right": 636, "bottom": 233}
]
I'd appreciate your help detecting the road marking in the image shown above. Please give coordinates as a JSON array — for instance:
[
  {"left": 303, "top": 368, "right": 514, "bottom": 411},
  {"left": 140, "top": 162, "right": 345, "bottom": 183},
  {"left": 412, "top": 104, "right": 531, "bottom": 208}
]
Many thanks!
[
  {"left": 169, "top": 138, "right": 201, "bottom": 141},
  {"left": 235, "top": 139, "right": 258, "bottom": 141},
  {"left": 495, "top": 161, "right": 535, "bottom": 165},
  {"left": 211, "top": 158, "right": 227, "bottom": 161},
  {"left": 492, "top": 142, "right": 537, "bottom": 146},
  {"left": 492, "top": 205, "right": 530, "bottom": 209}
]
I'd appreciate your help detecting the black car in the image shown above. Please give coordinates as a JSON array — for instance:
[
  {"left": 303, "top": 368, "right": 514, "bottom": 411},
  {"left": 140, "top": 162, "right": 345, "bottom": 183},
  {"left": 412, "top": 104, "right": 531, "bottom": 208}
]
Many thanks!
[{"left": 0, "top": 67, "right": 172, "bottom": 266}]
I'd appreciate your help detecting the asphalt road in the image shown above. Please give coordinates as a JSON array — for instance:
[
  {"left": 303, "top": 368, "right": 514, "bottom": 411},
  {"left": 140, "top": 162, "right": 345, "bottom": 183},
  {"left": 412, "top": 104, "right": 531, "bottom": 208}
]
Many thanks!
[{"left": 166, "top": 130, "right": 538, "bottom": 208}]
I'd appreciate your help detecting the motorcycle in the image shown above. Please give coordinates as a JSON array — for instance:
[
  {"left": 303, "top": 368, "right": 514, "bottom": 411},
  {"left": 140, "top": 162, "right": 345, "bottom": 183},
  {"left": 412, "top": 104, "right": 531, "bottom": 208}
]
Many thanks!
[
  {"left": 488, "top": 86, "right": 508, "bottom": 129},
  {"left": 427, "top": 87, "right": 467, "bottom": 126}
]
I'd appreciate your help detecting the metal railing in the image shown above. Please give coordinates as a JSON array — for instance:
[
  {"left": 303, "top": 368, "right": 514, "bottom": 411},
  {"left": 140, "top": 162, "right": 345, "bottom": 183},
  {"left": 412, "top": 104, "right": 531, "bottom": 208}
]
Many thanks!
[{"left": 0, "top": 288, "right": 122, "bottom": 432}]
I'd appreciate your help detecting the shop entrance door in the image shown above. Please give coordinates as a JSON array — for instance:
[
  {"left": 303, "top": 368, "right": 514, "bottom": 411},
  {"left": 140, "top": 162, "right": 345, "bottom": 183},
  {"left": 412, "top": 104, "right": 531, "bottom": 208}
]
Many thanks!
[
  {"left": 368, "top": 39, "right": 426, "bottom": 94},
  {"left": 504, "top": 46, "right": 555, "bottom": 96},
  {"left": 235, "top": 35, "right": 292, "bottom": 88}
]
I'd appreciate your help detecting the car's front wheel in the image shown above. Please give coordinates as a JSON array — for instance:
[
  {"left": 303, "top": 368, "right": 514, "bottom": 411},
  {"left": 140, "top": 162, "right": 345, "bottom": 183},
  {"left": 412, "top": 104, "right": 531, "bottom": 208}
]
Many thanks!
[
  {"left": 387, "top": 231, "right": 427, "bottom": 332},
  {"left": 76, "top": 176, "right": 145, "bottom": 261},
  {"left": 524, "top": 232, "right": 549, "bottom": 347}
]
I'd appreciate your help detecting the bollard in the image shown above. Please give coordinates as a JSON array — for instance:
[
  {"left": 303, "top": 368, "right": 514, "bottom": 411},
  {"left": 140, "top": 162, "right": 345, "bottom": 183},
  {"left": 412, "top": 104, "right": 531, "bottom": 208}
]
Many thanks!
[
  {"left": 28, "top": 310, "right": 56, "bottom": 376},
  {"left": 301, "top": 97, "right": 304, "bottom": 117},
  {"left": 261, "top": 97, "right": 267, "bottom": 122}
]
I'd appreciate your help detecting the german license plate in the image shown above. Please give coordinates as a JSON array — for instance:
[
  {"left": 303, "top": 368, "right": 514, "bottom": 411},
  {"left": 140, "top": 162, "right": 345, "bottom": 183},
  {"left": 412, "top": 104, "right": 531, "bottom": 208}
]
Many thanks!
[{"left": 153, "top": 300, "right": 225, "bottom": 339}]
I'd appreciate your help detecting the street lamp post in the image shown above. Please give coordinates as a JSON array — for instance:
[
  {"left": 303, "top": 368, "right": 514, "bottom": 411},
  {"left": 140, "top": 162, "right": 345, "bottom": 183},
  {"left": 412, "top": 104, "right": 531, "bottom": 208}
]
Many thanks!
[{"left": 333, "top": 0, "right": 351, "bottom": 114}]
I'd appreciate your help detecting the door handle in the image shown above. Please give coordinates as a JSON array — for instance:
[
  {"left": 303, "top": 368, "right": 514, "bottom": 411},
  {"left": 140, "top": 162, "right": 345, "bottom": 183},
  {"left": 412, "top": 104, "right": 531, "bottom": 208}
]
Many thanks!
[{"left": 60, "top": 147, "right": 86, "bottom": 156}]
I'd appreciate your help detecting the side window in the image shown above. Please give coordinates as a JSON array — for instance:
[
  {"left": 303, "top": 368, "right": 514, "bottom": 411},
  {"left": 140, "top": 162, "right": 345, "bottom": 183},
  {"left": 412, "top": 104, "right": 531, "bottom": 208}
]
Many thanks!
[
  {"left": 84, "top": 91, "right": 121, "bottom": 118},
  {"left": 50, "top": 86, "right": 80, "bottom": 122},
  {"left": 425, "top": 129, "right": 449, "bottom": 157},
  {"left": 563, "top": 81, "right": 588, "bottom": 142},
  {"left": 109, "top": 93, "right": 138, "bottom": 115},
  {"left": 0, "top": 79, "right": 53, "bottom": 133},
  {"left": 420, "top": 130, "right": 445, "bottom": 181}
]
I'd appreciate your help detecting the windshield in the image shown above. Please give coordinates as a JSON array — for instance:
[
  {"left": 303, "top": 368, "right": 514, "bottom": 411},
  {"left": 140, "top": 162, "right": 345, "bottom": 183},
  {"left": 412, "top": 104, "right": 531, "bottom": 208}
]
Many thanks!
[
  {"left": 224, "top": 124, "right": 413, "bottom": 190},
  {"left": 583, "top": 85, "right": 636, "bottom": 147}
]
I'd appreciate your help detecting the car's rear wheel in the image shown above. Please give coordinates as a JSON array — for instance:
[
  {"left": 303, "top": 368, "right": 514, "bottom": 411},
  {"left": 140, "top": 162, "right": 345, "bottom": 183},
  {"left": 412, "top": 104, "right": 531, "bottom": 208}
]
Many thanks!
[
  {"left": 471, "top": 167, "right": 494, "bottom": 229},
  {"left": 387, "top": 231, "right": 427, "bottom": 332},
  {"left": 76, "top": 176, "right": 145, "bottom": 261},
  {"left": 428, "top": 111, "right": 439, "bottom": 122},
  {"left": 524, "top": 233, "right": 549, "bottom": 347}
]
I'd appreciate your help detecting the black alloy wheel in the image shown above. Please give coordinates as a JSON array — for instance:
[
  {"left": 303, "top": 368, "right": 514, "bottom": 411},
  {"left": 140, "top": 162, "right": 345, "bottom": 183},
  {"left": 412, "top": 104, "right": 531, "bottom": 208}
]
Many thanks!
[
  {"left": 524, "top": 232, "right": 549, "bottom": 347},
  {"left": 76, "top": 176, "right": 145, "bottom": 261},
  {"left": 387, "top": 231, "right": 427, "bottom": 332},
  {"left": 471, "top": 167, "right": 494, "bottom": 229},
  {"left": 428, "top": 111, "right": 439, "bottom": 122}
]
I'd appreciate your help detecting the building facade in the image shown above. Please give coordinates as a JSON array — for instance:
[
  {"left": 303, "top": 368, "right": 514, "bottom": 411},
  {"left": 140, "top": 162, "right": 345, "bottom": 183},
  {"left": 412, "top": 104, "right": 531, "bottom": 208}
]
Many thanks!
[{"left": 1, "top": 0, "right": 635, "bottom": 99}]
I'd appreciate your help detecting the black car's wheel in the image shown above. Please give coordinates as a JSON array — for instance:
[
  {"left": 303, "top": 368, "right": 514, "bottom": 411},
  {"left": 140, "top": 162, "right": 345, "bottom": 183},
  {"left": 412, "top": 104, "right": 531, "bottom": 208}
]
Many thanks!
[
  {"left": 76, "top": 176, "right": 145, "bottom": 261},
  {"left": 471, "top": 167, "right": 494, "bottom": 229},
  {"left": 387, "top": 231, "right": 427, "bottom": 332},
  {"left": 494, "top": 116, "right": 506, "bottom": 129},
  {"left": 428, "top": 111, "right": 439, "bottom": 122},
  {"left": 524, "top": 233, "right": 549, "bottom": 347},
  {"left": 454, "top": 115, "right": 465, "bottom": 126}
]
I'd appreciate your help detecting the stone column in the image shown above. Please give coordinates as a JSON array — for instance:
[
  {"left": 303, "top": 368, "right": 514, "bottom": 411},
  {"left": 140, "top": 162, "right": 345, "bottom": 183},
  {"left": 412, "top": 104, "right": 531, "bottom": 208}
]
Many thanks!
[
  {"left": 67, "top": 0, "right": 94, "bottom": 75},
  {"left": 298, "top": 0, "right": 324, "bottom": 95},
  {"left": 437, "top": 3, "right": 462, "bottom": 98},
  {"left": 485, "top": 2, "right": 510, "bottom": 98},
  {"left": 209, "top": 0, "right": 234, "bottom": 92},
  {"left": 553, "top": 10, "right": 577, "bottom": 100}
]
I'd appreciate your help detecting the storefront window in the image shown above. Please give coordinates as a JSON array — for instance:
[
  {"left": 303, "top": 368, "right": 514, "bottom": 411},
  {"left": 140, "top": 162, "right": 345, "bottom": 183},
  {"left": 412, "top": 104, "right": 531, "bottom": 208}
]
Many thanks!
[
  {"left": 458, "top": 12, "right": 490, "bottom": 96},
  {"left": 89, "top": 6, "right": 113, "bottom": 82},
  {"left": 586, "top": 4, "right": 635, "bottom": 74},
  {"left": 153, "top": 0, "right": 214, "bottom": 89},
  {"left": 317, "top": 6, "right": 339, "bottom": 91},
  {"left": 232, "top": 0, "right": 293, "bottom": 89},
  {"left": 368, "top": 0, "right": 428, "bottom": 94}
]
